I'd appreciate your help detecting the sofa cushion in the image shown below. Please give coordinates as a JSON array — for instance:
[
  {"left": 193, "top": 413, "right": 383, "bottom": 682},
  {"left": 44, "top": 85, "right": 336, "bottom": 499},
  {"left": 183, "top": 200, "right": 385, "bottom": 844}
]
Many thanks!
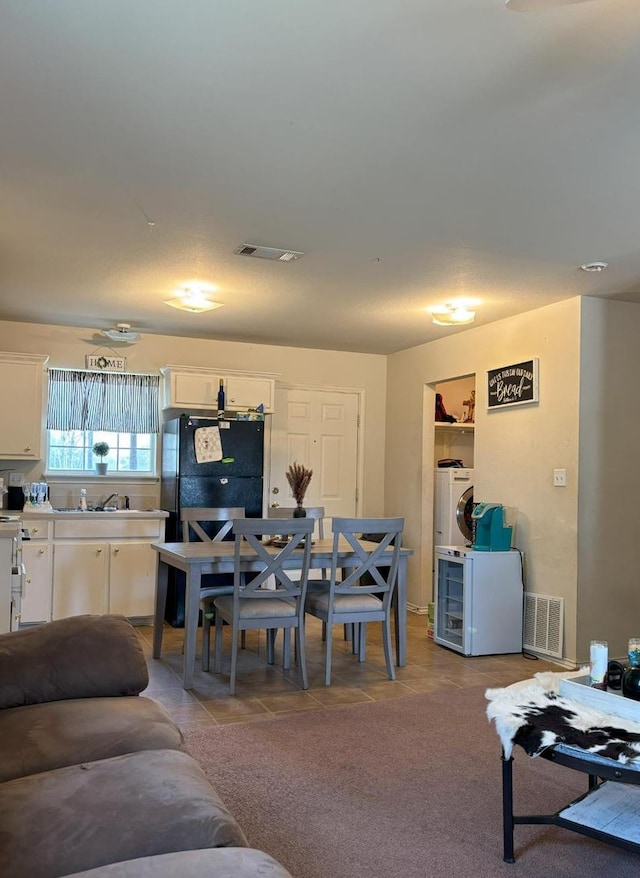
[
  {"left": 63, "top": 847, "right": 293, "bottom": 878},
  {"left": 0, "top": 749, "right": 248, "bottom": 878},
  {"left": 0, "top": 695, "right": 185, "bottom": 782},
  {"left": 0, "top": 615, "right": 148, "bottom": 708}
]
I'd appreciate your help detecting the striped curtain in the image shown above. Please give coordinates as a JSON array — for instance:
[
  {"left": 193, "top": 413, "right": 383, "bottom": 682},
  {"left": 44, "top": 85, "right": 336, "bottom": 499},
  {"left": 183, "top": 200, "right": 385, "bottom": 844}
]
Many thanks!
[{"left": 47, "top": 369, "right": 160, "bottom": 433}]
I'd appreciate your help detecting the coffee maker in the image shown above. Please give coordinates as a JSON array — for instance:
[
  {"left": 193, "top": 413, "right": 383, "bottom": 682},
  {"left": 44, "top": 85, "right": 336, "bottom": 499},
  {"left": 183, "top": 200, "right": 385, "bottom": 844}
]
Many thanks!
[{"left": 471, "top": 503, "right": 513, "bottom": 551}]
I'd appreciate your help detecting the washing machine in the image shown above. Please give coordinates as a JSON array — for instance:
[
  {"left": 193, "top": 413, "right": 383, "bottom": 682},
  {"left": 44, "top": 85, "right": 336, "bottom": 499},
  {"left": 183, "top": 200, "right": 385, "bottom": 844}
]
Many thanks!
[{"left": 434, "top": 468, "right": 474, "bottom": 547}]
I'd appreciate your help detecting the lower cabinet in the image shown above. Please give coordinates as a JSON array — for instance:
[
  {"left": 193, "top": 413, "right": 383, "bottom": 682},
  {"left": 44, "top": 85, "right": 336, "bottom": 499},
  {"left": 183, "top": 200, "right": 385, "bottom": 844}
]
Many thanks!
[
  {"left": 21, "top": 514, "right": 166, "bottom": 624},
  {"left": 52, "top": 540, "right": 158, "bottom": 619},
  {"left": 108, "top": 542, "right": 158, "bottom": 617},
  {"left": 53, "top": 543, "right": 109, "bottom": 618},
  {"left": 21, "top": 542, "right": 54, "bottom": 624}
]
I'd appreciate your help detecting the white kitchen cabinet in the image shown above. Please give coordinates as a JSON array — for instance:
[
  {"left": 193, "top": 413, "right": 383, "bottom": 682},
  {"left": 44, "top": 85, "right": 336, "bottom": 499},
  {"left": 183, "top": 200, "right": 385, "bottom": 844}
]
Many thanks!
[
  {"left": 21, "top": 542, "right": 53, "bottom": 624},
  {"left": 0, "top": 352, "right": 49, "bottom": 459},
  {"left": 161, "top": 365, "right": 276, "bottom": 413},
  {"left": 108, "top": 541, "right": 157, "bottom": 617},
  {"left": 225, "top": 375, "right": 274, "bottom": 412},
  {"left": 53, "top": 542, "right": 109, "bottom": 618},
  {"left": 22, "top": 512, "right": 167, "bottom": 624}
]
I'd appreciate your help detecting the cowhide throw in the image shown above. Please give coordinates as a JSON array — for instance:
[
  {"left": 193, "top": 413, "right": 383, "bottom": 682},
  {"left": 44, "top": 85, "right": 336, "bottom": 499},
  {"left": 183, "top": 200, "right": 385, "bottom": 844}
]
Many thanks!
[{"left": 486, "top": 671, "right": 640, "bottom": 765}]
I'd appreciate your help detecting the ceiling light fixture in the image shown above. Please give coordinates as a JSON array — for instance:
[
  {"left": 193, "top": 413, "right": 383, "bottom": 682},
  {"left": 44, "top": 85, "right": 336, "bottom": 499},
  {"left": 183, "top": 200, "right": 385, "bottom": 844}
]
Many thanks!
[
  {"left": 101, "top": 323, "right": 142, "bottom": 343},
  {"left": 164, "top": 287, "right": 224, "bottom": 313},
  {"left": 580, "top": 261, "right": 608, "bottom": 273},
  {"left": 429, "top": 303, "right": 476, "bottom": 327}
]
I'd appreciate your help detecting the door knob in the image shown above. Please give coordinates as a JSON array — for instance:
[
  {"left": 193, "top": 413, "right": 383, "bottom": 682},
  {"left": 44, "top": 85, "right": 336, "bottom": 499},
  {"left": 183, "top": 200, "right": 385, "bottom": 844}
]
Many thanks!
[{"left": 270, "top": 502, "right": 280, "bottom": 508}]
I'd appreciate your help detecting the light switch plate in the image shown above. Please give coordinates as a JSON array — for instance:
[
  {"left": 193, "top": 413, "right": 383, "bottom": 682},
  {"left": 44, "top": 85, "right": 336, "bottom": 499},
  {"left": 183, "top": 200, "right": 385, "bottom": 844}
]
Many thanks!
[
  {"left": 553, "top": 468, "right": 567, "bottom": 487},
  {"left": 8, "top": 472, "right": 24, "bottom": 487}
]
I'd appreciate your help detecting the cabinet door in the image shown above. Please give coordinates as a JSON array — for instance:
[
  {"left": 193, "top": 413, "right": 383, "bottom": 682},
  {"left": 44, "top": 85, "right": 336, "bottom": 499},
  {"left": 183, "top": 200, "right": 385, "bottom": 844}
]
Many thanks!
[
  {"left": 168, "top": 371, "right": 220, "bottom": 409},
  {"left": 52, "top": 543, "right": 108, "bottom": 619},
  {"left": 225, "top": 375, "right": 274, "bottom": 412},
  {"left": 21, "top": 542, "right": 53, "bottom": 624},
  {"left": 108, "top": 541, "right": 157, "bottom": 618},
  {"left": 0, "top": 356, "right": 48, "bottom": 459}
]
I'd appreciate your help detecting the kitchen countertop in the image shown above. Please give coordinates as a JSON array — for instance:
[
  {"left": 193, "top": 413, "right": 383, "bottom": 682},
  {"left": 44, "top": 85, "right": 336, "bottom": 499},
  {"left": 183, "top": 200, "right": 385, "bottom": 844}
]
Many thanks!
[{"left": 21, "top": 509, "right": 169, "bottom": 521}]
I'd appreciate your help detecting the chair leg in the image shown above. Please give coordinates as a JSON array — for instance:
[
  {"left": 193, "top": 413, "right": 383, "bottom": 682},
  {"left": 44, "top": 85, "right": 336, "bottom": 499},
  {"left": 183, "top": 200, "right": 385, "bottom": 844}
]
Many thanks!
[
  {"left": 201, "top": 607, "right": 212, "bottom": 672},
  {"left": 213, "top": 613, "right": 223, "bottom": 673},
  {"left": 267, "top": 629, "right": 276, "bottom": 664},
  {"left": 296, "top": 622, "right": 308, "bottom": 690},
  {"left": 358, "top": 622, "right": 366, "bottom": 662},
  {"left": 382, "top": 616, "right": 395, "bottom": 681},
  {"left": 229, "top": 624, "right": 240, "bottom": 696},
  {"left": 283, "top": 628, "right": 291, "bottom": 670},
  {"left": 324, "top": 622, "right": 333, "bottom": 686}
]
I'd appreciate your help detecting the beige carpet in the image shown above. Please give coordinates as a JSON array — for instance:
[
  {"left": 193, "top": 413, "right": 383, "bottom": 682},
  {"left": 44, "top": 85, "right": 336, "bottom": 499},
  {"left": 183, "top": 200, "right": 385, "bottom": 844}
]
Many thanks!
[{"left": 184, "top": 686, "right": 640, "bottom": 878}]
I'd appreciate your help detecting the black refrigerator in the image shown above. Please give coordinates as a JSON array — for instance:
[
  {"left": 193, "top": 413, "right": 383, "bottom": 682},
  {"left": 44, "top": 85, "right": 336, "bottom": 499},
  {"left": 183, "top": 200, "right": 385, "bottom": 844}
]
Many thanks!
[{"left": 160, "top": 415, "right": 265, "bottom": 626}]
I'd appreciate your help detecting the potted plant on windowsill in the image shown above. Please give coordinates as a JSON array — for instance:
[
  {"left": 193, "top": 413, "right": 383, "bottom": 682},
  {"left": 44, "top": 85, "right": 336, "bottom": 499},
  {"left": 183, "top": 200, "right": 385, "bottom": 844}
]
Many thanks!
[{"left": 93, "top": 441, "right": 110, "bottom": 475}]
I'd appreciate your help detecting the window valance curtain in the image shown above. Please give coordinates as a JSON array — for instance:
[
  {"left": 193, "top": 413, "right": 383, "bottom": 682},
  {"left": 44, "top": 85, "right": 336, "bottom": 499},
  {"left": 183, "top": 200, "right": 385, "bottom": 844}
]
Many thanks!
[{"left": 47, "top": 369, "right": 160, "bottom": 433}]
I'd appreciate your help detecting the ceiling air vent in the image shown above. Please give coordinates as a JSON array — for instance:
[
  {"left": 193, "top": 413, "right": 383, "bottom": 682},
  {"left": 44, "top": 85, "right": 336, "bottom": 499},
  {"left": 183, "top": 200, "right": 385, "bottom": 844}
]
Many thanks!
[{"left": 234, "top": 244, "right": 304, "bottom": 262}]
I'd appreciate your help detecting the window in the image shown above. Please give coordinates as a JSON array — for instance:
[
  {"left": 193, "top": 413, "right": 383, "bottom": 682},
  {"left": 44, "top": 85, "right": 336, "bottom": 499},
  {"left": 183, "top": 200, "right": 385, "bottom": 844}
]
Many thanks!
[
  {"left": 48, "top": 430, "right": 154, "bottom": 474},
  {"left": 46, "top": 368, "right": 160, "bottom": 475}
]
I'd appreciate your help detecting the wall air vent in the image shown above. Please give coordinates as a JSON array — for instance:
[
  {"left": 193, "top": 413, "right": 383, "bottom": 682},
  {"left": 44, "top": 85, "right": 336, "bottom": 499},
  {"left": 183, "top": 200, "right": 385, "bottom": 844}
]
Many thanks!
[
  {"left": 233, "top": 244, "right": 304, "bottom": 262},
  {"left": 523, "top": 592, "right": 564, "bottom": 659}
]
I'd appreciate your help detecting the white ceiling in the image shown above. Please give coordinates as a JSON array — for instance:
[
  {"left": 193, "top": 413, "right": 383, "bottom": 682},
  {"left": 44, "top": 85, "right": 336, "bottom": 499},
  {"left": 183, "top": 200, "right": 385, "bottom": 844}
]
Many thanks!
[{"left": 1, "top": 0, "right": 639, "bottom": 355}]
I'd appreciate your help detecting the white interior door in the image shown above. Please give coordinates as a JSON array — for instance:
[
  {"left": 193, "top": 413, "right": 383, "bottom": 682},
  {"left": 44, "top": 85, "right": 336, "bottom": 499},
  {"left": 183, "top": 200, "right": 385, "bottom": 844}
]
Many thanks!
[{"left": 268, "top": 387, "right": 359, "bottom": 518}]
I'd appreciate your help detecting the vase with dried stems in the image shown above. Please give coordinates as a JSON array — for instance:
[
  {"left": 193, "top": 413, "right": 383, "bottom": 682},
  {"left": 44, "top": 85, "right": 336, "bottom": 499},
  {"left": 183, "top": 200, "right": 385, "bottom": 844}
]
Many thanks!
[{"left": 285, "top": 462, "right": 313, "bottom": 518}]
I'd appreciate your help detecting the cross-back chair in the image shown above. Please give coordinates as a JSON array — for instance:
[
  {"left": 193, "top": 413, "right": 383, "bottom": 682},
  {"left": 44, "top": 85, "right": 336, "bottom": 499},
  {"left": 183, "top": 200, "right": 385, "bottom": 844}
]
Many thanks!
[
  {"left": 212, "top": 517, "right": 314, "bottom": 695},
  {"left": 305, "top": 516, "right": 404, "bottom": 685},
  {"left": 179, "top": 506, "right": 245, "bottom": 671}
]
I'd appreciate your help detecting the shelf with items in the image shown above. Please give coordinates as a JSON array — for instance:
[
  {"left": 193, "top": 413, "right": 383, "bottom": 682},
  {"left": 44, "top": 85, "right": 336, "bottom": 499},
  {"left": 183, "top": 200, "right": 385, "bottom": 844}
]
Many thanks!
[{"left": 434, "top": 422, "right": 474, "bottom": 434}]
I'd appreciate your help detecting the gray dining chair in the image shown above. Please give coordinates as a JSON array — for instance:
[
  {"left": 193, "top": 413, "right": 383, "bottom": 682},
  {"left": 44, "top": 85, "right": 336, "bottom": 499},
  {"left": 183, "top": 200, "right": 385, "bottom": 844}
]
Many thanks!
[
  {"left": 180, "top": 506, "right": 245, "bottom": 671},
  {"left": 212, "top": 517, "right": 314, "bottom": 695},
  {"left": 305, "top": 516, "right": 404, "bottom": 685},
  {"left": 268, "top": 505, "right": 331, "bottom": 647},
  {"left": 267, "top": 506, "right": 325, "bottom": 539}
]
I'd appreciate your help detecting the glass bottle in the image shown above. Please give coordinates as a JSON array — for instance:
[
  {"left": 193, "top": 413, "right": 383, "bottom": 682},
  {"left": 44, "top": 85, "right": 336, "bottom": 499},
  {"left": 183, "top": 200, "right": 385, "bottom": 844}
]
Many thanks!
[{"left": 217, "top": 379, "right": 225, "bottom": 412}]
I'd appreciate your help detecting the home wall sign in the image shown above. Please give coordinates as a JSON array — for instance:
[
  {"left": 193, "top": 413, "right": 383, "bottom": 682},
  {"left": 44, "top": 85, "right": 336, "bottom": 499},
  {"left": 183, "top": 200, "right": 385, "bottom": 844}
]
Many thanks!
[
  {"left": 85, "top": 354, "right": 127, "bottom": 372},
  {"left": 487, "top": 358, "right": 539, "bottom": 410}
]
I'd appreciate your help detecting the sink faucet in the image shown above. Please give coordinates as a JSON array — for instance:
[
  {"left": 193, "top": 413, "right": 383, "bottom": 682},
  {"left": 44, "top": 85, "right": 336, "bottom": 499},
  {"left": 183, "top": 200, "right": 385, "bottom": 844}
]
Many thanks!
[{"left": 101, "top": 493, "right": 119, "bottom": 509}]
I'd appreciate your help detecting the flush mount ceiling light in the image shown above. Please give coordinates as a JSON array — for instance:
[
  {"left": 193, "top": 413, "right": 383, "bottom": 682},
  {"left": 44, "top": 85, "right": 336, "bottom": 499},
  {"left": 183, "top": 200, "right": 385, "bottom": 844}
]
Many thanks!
[
  {"left": 101, "top": 323, "right": 141, "bottom": 343},
  {"left": 429, "top": 303, "right": 477, "bottom": 327},
  {"left": 580, "top": 261, "right": 608, "bottom": 272},
  {"left": 164, "top": 287, "right": 224, "bottom": 313}
]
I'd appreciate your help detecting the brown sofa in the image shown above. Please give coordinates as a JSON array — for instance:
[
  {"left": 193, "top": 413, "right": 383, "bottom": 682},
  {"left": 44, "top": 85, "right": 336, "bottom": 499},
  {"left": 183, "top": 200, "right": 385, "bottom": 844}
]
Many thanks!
[{"left": 0, "top": 614, "right": 291, "bottom": 878}]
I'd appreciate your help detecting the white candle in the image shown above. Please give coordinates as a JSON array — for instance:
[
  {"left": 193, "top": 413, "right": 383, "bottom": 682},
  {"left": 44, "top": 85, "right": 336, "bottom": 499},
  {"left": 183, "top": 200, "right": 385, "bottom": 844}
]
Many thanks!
[{"left": 590, "top": 640, "right": 608, "bottom": 689}]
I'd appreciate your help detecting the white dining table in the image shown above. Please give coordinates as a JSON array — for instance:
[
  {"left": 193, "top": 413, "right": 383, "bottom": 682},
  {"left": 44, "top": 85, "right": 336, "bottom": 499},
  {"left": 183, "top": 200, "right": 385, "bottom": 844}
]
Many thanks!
[{"left": 151, "top": 537, "right": 412, "bottom": 689}]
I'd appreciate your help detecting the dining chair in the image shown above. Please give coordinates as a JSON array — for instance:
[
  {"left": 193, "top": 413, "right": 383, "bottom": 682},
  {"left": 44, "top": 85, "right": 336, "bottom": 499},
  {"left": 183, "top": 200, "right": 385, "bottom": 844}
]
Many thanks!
[
  {"left": 268, "top": 506, "right": 331, "bottom": 645},
  {"left": 267, "top": 506, "right": 325, "bottom": 539},
  {"left": 212, "top": 517, "right": 314, "bottom": 695},
  {"left": 305, "top": 516, "right": 404, "bottom": 686},
  {"left": 180, "top": 506, "right": 245, "bottom": 671}
]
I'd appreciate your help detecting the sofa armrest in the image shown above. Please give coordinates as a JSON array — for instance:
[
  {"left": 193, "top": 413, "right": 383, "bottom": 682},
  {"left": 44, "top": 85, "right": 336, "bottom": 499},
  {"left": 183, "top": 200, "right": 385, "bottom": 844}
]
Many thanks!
[{"left": 0, "top": 615, "right": 149, "bottom": 709}]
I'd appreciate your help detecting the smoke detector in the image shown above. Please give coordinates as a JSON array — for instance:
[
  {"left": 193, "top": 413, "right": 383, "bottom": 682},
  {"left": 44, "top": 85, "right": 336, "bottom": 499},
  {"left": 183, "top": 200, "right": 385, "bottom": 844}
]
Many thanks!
[
  {"left": 101, "top": 323, "right": 142, "bottom": 343},
  {"left": 234, "top": 243, "right": 304, "bottom": 262}
]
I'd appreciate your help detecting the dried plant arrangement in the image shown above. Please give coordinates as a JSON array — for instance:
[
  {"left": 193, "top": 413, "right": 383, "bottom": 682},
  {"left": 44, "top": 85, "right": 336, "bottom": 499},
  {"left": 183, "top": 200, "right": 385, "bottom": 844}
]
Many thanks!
[{"left": 285, "top": 461, "right": 313, "bottom": 504}]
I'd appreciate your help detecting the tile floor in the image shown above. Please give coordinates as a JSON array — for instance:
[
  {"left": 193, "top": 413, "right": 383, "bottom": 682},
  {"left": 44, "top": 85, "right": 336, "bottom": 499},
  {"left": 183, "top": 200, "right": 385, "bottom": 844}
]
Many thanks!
[{"left": 137, "top": 613, "right": 560, "bottom": 731}]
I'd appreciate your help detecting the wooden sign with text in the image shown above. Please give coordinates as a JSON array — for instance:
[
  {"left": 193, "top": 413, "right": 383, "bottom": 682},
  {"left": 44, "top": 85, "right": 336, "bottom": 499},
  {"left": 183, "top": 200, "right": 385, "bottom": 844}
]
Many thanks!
[
  {"left": 487, "top": 358, "right": 539, "bottom": 410},
  {"left": 85, "top": 354, "right": 127, "bottom": 372}
]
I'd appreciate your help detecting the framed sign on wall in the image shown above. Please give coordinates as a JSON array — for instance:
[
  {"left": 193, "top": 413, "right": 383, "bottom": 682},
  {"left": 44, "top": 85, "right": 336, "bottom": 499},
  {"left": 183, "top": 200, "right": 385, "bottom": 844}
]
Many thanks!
[{"left": 487, "top": 358, "right": 539, "bottom": 410}]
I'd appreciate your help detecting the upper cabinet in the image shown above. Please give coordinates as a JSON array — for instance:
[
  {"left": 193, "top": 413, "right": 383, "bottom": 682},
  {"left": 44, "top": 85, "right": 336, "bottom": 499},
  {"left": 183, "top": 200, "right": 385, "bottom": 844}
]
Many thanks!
[
  {"left": 0, "top": 352, "right": 49, "bottom": 459},
  {"left": 161, "top": 365, "right": 277, "bottom": 413}
]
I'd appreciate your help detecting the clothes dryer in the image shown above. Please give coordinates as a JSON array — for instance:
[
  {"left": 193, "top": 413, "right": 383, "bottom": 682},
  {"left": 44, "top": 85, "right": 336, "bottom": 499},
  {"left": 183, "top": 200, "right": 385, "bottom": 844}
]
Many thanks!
[{"left": 434, "top": 468, "right": 474, "bottom": 547}]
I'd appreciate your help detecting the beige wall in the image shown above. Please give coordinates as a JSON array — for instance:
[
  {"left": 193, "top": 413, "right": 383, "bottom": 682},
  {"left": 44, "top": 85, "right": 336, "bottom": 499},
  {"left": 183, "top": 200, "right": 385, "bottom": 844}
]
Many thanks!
[
  {"left": 0, "top": 320, "right": 387, "bottom": 515},
  {"left": 387, "top": 298, "right": 582, "bottom": 661},
  {"left": 577, "top": 298, "right": 640, "bottom": 665}
]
